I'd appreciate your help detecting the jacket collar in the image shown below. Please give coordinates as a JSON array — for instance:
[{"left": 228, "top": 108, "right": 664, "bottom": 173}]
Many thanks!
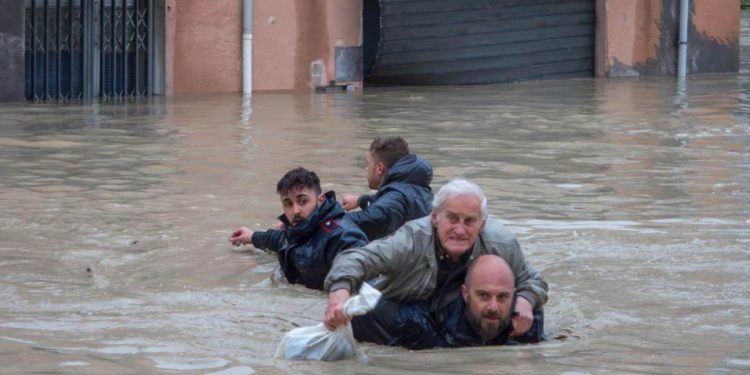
[
  {"left": 277, "top": 191, "right": 344, "bottom": 242},
  {"left": 438, "top": 294, "right": 513, "bottom": 346}
]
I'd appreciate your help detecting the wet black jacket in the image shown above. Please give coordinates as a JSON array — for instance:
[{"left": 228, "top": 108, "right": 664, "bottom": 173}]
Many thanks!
[
  {"left": 439, "top": 296, "right": 544, "bottom": 348},
  {"left": 346, "top": 154, "right": 433, "bottom": 241},
  {"left": 352, "top": 258, "right": 543, "bottom": 349},
  {"left": 251, "top": 191, "right": 368, "bottom": 290},
  {"left": 351, "top": 294, "right": 544, "bottom": 350}
]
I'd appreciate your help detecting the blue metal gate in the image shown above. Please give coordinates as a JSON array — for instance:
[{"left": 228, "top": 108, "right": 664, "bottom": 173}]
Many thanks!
[{"left": 25, "top": 0, "right": 153, "bottom": 100}]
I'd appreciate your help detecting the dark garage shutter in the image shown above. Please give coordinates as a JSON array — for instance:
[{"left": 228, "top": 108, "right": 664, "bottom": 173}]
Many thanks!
[{"left": 366, "top": 0, "right": 596, "bottom": 85}]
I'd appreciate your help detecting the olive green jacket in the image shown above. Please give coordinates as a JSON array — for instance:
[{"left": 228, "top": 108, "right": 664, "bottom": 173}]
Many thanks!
[{"left": 325, "top": 216, "right": 548, "bottom": 309}]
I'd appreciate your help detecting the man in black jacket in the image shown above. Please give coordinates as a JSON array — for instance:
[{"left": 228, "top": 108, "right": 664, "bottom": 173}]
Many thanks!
[
  {"left": 351, "top": 254, "right": 544, "bottom": 349},
  {"left": 341, "top": 136, "right": 433, "bottom": 240},
  {"left": 229, "top": 167, "right": 368, "bottom": 290}
]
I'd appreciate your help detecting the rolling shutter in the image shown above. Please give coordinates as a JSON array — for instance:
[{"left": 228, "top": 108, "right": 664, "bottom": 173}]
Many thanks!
[{"left": 367, "top": 0, "right": 596, "bottom": 85}]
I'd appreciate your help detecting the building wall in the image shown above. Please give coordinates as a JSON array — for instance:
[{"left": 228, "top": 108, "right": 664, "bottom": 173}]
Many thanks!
[
  {"left": 324, "top": 0, "right": 362, "bottom": 85},
  {"left": 598, "top": 0, "right": 740, "bottom": 77},
  {"left": 0, "top": 0, "right": 25, "bottom": 102},
  {"left": 251, "top": 0, "right": 737, "bottom": 88},
  {"left": 0, "top": 1, "right": 741, "bottom": 100},
  {"left": 691, "top": 0, "right": 741, "bottom": 72},
  {"left": 162, "top": 0, "right": 740, "bottom": 94},
  {"left": 164, "top": 0, "right": 360, "bottom": 93},
  {"left": 169, "top": 0, "right": 243, "bottom": 95},
  {"left": 253, "top": 0, "right": 361, "bottom": 91}
]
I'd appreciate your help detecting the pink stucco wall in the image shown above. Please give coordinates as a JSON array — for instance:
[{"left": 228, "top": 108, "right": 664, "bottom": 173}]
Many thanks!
[
  {"left": 163, "top": 0, "right": 739, "bottom": 94},
  {"left": 165, "top": 0, "right": 362, "bottom": 94},
  {"left": 165, "top": 0, "right": 361, "bottom": 93},
  {"left": 171, "top": 0, "right": 242, "bottom": 94},
  {"left": 252, "top": 0, "right": 302, "bottom": 91},
  {"left": 602, "top": 0, "right": 661, "bottom": 70},
  {"left": 597, "top": 0, "right": 740, "bottom": 76},
  {"left": 253, "top": 0, "right": 361, "bottom": 91},
  {"left": 693, "top": 0, "right": 740, "bottom": 44},
  {"left": 324, "top": 0, "right": 362, "bottom": 85}
]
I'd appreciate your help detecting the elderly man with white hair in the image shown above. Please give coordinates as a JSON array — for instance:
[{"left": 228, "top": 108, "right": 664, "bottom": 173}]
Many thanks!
[{"left": 323, "top": 178, "right": 547, "bottom": 343}]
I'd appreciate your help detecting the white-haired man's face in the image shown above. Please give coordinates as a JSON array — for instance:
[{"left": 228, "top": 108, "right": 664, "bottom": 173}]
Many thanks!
[{"left": 431, "top": 193, "right": 486, "bottom": 260}]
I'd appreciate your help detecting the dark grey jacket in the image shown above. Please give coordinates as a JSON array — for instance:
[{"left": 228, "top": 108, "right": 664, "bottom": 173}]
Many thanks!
[{"left": 346, "top": 154, "right": 433, "bottom": 241}]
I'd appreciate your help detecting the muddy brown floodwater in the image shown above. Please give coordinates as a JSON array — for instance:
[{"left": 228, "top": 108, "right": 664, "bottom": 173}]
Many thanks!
[{"left": 1, "top": 13, "right": 750, "bottom": 375}]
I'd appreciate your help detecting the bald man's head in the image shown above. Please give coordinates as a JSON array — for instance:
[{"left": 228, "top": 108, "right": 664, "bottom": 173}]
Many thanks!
[
  {"left": 461, "top": 255, "right": 515, "bottom": 342},
  {"left": 464, "top": 254, "right": 515, "bottom": 288}
]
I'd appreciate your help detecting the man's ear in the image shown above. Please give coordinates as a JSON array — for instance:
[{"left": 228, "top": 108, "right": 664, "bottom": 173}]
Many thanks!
[
  {"left": 461, "top": 284, "right": 469, "bottom": 302},
  {"left": 376, "top": 161, "right": 386, "bottom": 176},
  {"left": 430, "top": 209, "right": 438, "bottom": 227},
  {"left": 318, "top": 193, "right": 326, "bottom": 203}
]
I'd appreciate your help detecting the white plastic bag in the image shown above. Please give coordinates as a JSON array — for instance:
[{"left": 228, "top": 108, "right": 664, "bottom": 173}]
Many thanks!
[{"left": 275, "top": 283, "right": 382, "bottom": 361}]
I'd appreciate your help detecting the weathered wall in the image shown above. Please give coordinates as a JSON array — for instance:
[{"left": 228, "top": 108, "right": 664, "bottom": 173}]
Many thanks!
[
  {"left": 325, "top": 0, "right": 362, "bottom": 85},
  {"left": 171, "top": 0, "right": 242, "bottom": 94},
  {"left": 163, "top": 0, "right": 740, "bottom": 93},
  {"left": 165, "top": 0, "right": 361, "bottom": 93},
  {"left": 0, "top": 0, "right": 25, "bottom": 102},
  {"left": 690, "top": 0, "right": 740, "bottom": 72},
  {"left": 599, "top": 0, "right": 739, "bottom": 77},
  {"left": 253, "top": 0, "right": 361, "bottom": 91}
]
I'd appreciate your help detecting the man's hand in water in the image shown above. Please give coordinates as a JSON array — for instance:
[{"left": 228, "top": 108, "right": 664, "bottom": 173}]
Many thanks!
[
  {"left": 323, "top": 288, "right": 351, "bottom": 330},
  {"left": 229, "top": 226, "right": 254, "bottom": 246},
  {"left": 510, "top": 296, "right": 533, "bottom": 336},
  {"left": 341, "top": 194, "right": 360, "bottom": 211}
]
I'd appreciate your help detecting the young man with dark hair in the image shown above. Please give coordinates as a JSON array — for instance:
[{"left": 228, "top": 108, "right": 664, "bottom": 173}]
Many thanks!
[
  {"left": 229, "top": 167, "right": 367, "bottom": 290},
  {"left": 341, "top": 136, "right": 433, "bottom": 240}
]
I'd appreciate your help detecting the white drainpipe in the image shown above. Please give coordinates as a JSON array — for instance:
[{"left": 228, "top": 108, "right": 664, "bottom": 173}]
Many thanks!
[
  {"left": 243, "top": 0, "right": 253, "bottom": 95},
  {"left": 678, "top": 0, "right": 689, "bottom": 78}
]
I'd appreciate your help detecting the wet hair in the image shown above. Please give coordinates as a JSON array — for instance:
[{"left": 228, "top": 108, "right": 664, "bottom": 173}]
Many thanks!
[
  {"left": 369, "top": 136, "right": 410, "bottom": 168},
  {"left": 432, "top": 179, "right": 489, "bottom": 220},
  {"left": 276, "top": 167, "right": 322, "bottom": 196}
]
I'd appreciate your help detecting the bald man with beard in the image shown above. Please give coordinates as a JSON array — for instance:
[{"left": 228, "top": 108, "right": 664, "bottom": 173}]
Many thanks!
[
  {"left": 324, "top": 179, "right": 547, "bottom": 338},
  {"left": 350, "top": 254, "right": 544, "bottom": 349}
]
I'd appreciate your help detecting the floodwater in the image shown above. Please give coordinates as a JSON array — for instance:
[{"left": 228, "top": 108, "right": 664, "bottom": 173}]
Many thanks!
[{"left": 2, "top": 22, "right": 750, "bottom": 375}]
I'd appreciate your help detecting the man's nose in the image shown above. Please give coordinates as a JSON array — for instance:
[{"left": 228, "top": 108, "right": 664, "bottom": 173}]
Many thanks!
[
  {"left": 293, "top": 204, "right": 303, "bottom": 214},
  {"left": 453, "top": 224, "right": 467, "bottom": 235},
  {"left": 486, "top": 297, "right": 499, "bottom": 312}
]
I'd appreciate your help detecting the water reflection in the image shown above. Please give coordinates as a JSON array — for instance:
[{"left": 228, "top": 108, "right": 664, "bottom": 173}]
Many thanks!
[{"left": 1, "top": 24, "right": 750, "bottom": 375}]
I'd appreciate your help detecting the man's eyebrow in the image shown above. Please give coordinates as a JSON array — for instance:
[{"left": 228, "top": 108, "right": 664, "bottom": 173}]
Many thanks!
[
  {"left": 444, "top": 209, "right": 478, "bottom": 217},
  {"left": 473, "top": 288, "right": 511, "bottom": 295}
]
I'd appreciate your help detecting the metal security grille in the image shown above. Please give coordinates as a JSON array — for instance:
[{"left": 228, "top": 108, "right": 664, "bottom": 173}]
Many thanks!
[
  {"left": 25, "top": 0, "right": 84, "bottom": 100},
  {"left": 25, "top": 0, "right": 153, "bottom": 100},
  {"left": 366, "top": 0, "right": 596, "bottom": 85},
  {"left": 99, "top": 0, "right": 149, "bottom": 98}
]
